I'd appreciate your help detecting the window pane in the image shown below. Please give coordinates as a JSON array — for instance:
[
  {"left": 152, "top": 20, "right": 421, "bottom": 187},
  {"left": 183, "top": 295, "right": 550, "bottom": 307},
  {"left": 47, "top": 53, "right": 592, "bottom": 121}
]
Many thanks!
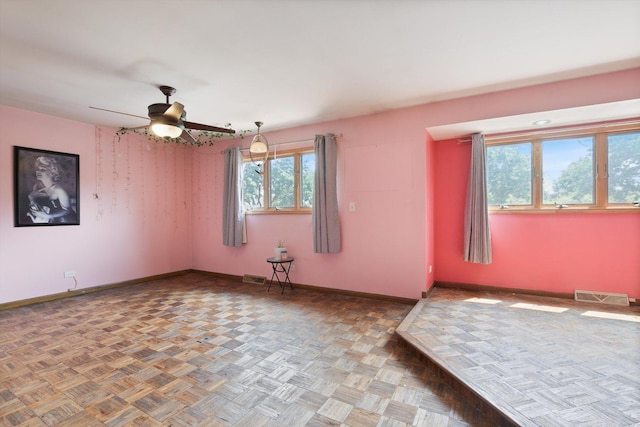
[
  {"left": 608, "top": 132, "right": 640, "bottom": 203},
  {"left": 486, "top": 143, "right": 532, "bottom": 205},
  {"left": 242, "top": 161, "right": 263, "bottom": 210},
  {"left": 270, "top": 156, "right": 295, "bottom": 208},
  {"left": 542, "top": 137, "right": 594, "bottom": 205},
  {"left": 300, "top": 153, "right": 315, "bottom": 208}
]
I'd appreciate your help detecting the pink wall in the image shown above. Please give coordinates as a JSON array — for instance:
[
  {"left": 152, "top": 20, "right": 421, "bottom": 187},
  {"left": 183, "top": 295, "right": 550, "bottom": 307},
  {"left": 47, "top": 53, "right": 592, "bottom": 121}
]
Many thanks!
[
  {"left": 415, "top": 67, "right": 640, "bottom": 128},
  {"left": 434, "top": 138, "right": 640, "bottom": 298},
  {"left": 0, "top": 106, "right": 192, "bottom": 304},
  {"left": 425, "top": 131, "right": 436, "bottom": 286},
  {"left": 189, "top": 108, "right": 429, "bottom": 299}
]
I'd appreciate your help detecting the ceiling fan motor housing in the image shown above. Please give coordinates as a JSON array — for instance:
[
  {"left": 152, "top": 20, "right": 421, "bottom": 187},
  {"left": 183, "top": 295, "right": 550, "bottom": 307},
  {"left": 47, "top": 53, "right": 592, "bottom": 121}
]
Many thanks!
[{"left": 148, "top": 103, "right": 186, "bottom": 123}]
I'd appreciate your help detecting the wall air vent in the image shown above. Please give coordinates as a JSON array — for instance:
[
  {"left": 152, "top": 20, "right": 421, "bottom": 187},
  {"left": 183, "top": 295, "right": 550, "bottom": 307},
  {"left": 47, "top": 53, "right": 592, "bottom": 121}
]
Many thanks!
[
  {"left": 243, "top": 274, "right": 267, "bottom": 285},
  {"left": 574, "top": 289, "right": 629, "bottom": 306}
]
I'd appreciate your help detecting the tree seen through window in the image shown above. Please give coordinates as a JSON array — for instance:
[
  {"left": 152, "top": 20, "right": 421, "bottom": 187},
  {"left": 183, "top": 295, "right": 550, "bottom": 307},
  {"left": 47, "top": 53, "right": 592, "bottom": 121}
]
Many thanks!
[
  {"left": 242, "top": 149, "right": 314, "bottom": 212},
  {"left": 485, "top": 127, "right": 640, "bottom": 209}
]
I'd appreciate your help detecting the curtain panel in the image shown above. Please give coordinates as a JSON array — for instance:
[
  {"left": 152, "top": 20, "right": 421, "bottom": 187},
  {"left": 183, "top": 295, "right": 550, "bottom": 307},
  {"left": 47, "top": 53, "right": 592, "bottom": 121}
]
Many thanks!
[
  {"left": 463, "top": 133, "right": 492, "bottom": 263},
  {"left": 222, "top": 147, "right": 244, "bottom": 247},
  {"left": 313, "top": 134, "right": 341, "bottom": 253}
]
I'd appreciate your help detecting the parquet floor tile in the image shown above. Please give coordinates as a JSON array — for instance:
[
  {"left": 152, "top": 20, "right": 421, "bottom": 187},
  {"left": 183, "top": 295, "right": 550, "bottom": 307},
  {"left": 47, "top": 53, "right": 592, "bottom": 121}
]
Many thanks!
[
  {"left": 397, "top": 287, "right": 640, "bottom": 427},
  {"left": 1, "top": 273, "right": 496, "bottom": 426}
]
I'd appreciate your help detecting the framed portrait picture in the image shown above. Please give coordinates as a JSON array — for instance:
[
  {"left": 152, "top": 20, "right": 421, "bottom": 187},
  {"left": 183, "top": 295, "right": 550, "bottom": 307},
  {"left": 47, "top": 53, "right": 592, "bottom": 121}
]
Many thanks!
[{"left": 14, "top": 146, "right": 80, "bottom": 226}]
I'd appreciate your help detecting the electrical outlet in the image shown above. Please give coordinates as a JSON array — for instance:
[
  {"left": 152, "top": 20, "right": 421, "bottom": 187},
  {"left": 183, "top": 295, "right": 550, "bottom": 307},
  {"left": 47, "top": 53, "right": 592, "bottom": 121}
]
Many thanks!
[
  {"left": 290, "top": 264, "right": 295, "bottom": 272},
  {"left": 349, "top": 202, "right": 356, "bottom": 212},
  {"left": 64, "top": 270, "right": 75, "bottom": 278}
]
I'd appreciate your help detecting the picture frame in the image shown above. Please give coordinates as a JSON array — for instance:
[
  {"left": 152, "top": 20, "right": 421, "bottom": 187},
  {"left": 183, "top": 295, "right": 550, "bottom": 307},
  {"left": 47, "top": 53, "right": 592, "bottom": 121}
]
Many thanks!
[{"left": 14, "top": 146, "right": 80, "bottom": 226}]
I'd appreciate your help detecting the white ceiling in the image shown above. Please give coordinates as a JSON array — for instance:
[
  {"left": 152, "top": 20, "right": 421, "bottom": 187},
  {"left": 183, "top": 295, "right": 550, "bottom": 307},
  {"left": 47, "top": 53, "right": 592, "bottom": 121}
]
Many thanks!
[{"left": 1, "top": 0, "right": 639, "bottom": 136}]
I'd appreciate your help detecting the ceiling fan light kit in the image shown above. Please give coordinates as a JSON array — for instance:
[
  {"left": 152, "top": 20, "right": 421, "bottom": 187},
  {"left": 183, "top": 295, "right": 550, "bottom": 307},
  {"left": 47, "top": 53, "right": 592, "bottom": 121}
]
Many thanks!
[{"left": 150, "top": 122, "right": 183, "bottom": 138}]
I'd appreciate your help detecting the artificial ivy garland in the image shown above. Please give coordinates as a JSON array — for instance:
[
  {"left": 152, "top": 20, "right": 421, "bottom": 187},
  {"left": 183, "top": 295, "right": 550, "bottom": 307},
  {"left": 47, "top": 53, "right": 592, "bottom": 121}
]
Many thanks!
[{"left": 116, "top": 125, "right": 249, "bottom": 147}]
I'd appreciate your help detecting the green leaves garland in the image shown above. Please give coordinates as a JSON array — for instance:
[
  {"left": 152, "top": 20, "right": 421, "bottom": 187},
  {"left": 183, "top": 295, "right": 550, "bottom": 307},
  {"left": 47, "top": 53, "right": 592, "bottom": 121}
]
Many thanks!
[{"left": 116, "top": 125, "right": 249, "bottom": 147}]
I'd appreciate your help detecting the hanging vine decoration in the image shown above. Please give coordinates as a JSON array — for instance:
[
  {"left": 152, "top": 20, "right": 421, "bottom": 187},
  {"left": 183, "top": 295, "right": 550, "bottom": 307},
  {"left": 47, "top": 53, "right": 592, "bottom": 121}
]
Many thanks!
[
  {"left": 125, "top": 136, "right": 131, "bottom": 213},
  {"left": 115, "top": 125, "right": 249, "bottom": 147},
  {"left": 95, "top": 127, "right": 104, "bottom": 221}
]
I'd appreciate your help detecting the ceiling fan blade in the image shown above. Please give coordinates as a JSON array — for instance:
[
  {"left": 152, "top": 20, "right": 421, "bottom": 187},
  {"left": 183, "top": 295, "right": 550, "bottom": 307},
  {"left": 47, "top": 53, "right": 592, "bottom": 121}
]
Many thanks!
[
  {"left": 184, "top": 121, "right": 236, "bottom": 134},
  {"left": 180, "top": 129, "right": 197, "bottom": 144},
  {"left": 164, "top": 102, "right": 184, "bottom": 122},
  {"left": 89, "top": 106, "right": 148, "bottom": 120},
  {"left": 124, "top": 125, "right": 149, "bottom": 130}
]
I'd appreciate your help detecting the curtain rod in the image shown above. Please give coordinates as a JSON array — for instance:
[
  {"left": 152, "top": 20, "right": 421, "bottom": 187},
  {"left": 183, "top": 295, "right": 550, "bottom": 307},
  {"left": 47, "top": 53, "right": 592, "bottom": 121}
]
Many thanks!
[
  {"left": 456, "top": 117, "right": 640, "bottom": 143},
  {"left": 222, "top": 133, "right": 343, "bottom": 154}
]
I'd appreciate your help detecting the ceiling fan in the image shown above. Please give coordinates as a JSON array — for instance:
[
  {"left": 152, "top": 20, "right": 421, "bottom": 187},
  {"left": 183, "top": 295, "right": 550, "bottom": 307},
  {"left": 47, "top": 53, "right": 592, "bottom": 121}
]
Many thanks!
[{"left": 91, "top": 85, "right": 235, "bottom": 143}]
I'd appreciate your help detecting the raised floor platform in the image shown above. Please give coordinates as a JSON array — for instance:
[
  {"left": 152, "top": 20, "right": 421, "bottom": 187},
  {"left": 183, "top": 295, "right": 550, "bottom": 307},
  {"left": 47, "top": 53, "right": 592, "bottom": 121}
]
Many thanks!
[{"left": 396, "top": 287, "right": 640, "bottom": 426}]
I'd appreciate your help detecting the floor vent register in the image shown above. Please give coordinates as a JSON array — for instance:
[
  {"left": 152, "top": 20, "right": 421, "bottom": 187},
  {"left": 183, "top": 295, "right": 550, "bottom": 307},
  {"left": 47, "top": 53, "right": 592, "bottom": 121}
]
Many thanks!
[{"left": 574, "top": 289, "right": 629, "bottom": 306}]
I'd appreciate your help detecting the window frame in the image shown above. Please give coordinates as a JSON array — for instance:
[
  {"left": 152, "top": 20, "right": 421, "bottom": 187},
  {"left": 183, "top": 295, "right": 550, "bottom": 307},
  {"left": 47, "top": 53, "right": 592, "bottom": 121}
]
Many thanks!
[
  {"left": 486, "top": 122, "right": 640, "bottom": 214},
  {"left": 243, "top": 146, "right": 314, "bottom": 214}
]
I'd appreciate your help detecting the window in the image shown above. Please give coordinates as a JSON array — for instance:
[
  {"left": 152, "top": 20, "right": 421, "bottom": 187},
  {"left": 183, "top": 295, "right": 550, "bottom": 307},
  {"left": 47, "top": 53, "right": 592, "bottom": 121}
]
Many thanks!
[
  {"left": 608, "top": 132, "right": 640, "bottom": 204},
  {"left": 242, "top": 148, "right": 314, "bottom": 213},
  {"left": 542, "top": 136, "right": 594, "bottom": 205},
  {"left": 300, "top": 152, "right": 315, "bottom": 208},
  {"left": 486, "top": 124, "right": 640, "bottom": 211},
  {"left": 487, "top": 142, "right": 532, "bottom": 206}
]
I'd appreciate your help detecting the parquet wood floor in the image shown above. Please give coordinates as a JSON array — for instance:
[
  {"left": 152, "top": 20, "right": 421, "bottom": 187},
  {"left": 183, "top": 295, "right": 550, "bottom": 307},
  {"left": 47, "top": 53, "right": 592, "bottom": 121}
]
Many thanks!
[
  {"left": 1, "top": 273, "right": 498, "bottom": 427},
  {"left": 397, "top": 287, "right": 640, "bottom": 427}
]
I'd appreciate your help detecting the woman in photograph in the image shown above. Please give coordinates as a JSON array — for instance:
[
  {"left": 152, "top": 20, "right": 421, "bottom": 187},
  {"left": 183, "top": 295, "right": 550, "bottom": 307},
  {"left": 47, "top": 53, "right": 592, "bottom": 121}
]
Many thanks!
[{"left": 27, "top": 156, "right": 76, "bottom": 223}]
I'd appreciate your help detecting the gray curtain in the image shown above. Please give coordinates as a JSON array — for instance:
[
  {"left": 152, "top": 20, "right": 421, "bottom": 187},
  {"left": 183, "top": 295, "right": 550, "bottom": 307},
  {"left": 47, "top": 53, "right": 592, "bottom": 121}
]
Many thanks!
[
  {"left": 313, "top": 134, "right": 341, "bottom": 253},
  {"left": 222, "top": 147, "right": 244, "bottom": 247},
  {"left": 463, "top": 133, "right": 492, "bottom": 263}
]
